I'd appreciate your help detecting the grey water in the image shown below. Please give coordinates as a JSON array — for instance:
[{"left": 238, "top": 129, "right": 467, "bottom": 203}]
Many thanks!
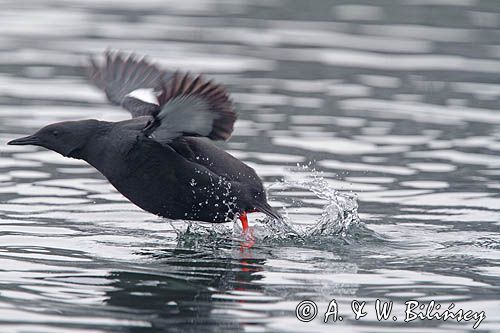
[{"left": 1, "top": 0, "right": 500, "bottom": 332}]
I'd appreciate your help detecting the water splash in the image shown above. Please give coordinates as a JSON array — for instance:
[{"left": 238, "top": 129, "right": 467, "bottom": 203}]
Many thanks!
[
  {"left": 171, "top": 164, "right": 360, "bottom": 245},
  {"left": 265, "top": 164, "right": 360, "bottom": 239}
]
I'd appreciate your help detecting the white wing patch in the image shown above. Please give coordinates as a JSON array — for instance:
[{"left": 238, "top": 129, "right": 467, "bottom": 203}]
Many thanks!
[{"left": 126, "top": 88, "right": 160, "bottom": 105}]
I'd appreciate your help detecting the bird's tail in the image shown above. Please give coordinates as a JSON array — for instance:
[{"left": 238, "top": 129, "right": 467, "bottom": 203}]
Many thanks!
[{"left": 255, "top": 202, "right": 282, "bottom": 221}]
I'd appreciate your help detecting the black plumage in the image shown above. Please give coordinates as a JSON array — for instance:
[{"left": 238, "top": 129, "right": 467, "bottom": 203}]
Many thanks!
[{"left": 8, "top": 51, "right": 280, "bottom": 224}]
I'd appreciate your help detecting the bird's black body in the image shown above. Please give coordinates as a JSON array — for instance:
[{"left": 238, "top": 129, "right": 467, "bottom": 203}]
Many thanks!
[
  {"left": 8, "top": 51, "right": 280, "bottom": 224},
  {"left": 76, "top": 120, "right": 266, "bottom": 222}
]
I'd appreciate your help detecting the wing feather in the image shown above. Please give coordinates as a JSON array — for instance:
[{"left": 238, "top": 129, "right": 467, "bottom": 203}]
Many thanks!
[
  {"left": 144, "top": 72, "right": 236, "bottom": 143},
  {"left": 87, "top": 51, "right": 165, "bottom": 117},
  {"left": 88, "top": 51, "right": 236, "bottom": 141}
]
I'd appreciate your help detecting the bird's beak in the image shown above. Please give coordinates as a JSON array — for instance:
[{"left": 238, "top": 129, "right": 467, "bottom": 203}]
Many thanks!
[{"left": 7, "top": 135, "right": 41, "bottom": 146}]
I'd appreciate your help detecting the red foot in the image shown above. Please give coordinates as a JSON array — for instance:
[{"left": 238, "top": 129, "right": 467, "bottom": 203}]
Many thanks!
[
  {"left": 239, "top": 212, "right": 255, "bottom": 249},
  {"left": 239, "top": 212, "right": 249, "bottom": 232}
]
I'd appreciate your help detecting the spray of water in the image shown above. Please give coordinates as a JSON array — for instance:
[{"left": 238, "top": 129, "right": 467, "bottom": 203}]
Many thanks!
[
  {"left": 172, "top": 164, "right": 360, "bottom": 243},
  {"left": 264, "top": 164, "right": 360, "bottom": 239}
]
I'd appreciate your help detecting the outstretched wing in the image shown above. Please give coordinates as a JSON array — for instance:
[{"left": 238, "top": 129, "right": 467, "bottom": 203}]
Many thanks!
[
  {"left": 88, "top": 50, "right": 236, "bottom": 141},
  {"left": 87, "top": 51, "right": 172, "bottom": 117},
  {"left": 143, "top": 72, "right": 236, "bottom": 142}
]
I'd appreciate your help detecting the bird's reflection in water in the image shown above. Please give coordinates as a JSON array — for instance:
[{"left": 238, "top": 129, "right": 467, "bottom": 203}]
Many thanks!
[{"left": 104, "top": 234, "right": 265, "bottom": 332}]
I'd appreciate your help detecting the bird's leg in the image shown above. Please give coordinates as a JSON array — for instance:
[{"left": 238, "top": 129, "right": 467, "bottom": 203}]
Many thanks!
[
  {"left": 239, "top": 212, "right": 255, "bottom": 249},
  {"left": 239, "top": 212, "right": 249, "bottom": 232}
]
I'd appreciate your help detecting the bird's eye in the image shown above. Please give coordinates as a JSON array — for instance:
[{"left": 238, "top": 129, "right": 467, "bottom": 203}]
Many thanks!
[{"left": 52, "top": 130, "right": 59, "bottom": 137}]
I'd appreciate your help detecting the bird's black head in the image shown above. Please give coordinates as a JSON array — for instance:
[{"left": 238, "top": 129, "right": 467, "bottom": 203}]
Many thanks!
[{"left": 8, "top": 119, "right": 103, "bottom": 158}]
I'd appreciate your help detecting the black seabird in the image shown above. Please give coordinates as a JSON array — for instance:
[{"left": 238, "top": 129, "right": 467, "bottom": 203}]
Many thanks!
[{"left": 8, "top": 51, "right": 281, "bottom": 231}]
